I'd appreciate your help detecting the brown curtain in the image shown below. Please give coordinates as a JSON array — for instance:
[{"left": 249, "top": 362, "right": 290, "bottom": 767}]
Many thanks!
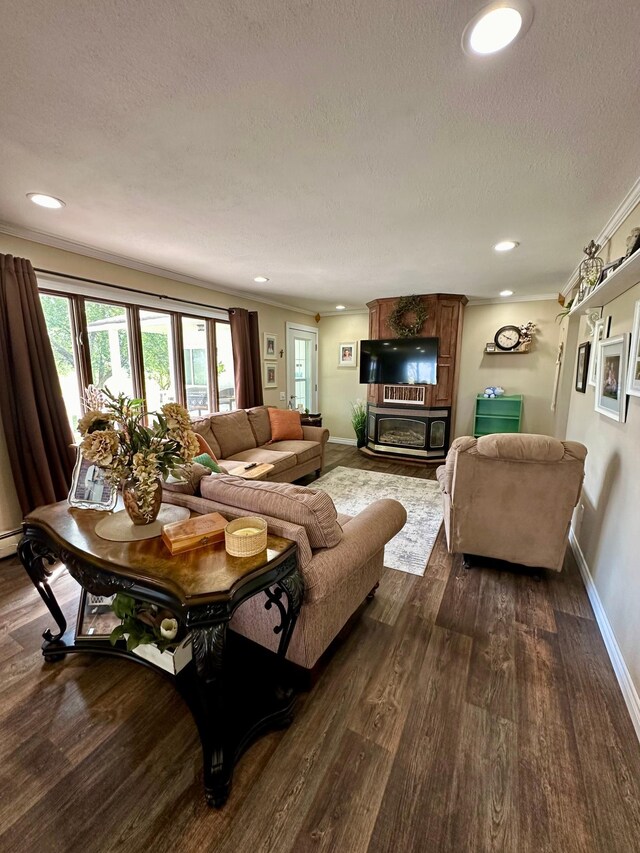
[
  {"left": 229, "top": 308, "right": 264, "bottom": 409},
  {"left": 0, "top": 255, "right": 75, "bottom": 514}
]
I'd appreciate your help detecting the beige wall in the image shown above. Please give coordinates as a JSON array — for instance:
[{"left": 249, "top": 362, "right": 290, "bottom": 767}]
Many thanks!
[
  {"left": 455, "top": 300, "right": 562, "bottom": 438},
  {"left": 0, "top": 233, "right": 315, "bottom": 540},
  {"left": 563, "top": 240, "right": 640, "bottom": 696},
  {"left": 318, "top": 313, "right": 369, "bottom": 441}
]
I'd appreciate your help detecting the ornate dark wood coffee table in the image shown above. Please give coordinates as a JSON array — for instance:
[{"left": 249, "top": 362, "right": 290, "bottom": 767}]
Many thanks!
[{"left": 19, "top": 501, "right": 303, "bottom": 807}]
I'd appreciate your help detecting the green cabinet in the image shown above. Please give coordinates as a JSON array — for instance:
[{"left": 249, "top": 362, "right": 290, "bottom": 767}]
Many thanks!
[{"left": 473, "top": 394, "right": 523, "bottom": 438}]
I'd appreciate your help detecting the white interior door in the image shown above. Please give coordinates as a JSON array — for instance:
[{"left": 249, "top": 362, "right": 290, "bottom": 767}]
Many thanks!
[{"left": 286, "top": 323, "right": 318, "bottom": 412}]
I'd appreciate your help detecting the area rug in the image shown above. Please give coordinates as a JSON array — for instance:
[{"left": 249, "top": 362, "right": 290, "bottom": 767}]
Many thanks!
[{"left": 313, "top": 466, "right": 443, "bottom": 576}]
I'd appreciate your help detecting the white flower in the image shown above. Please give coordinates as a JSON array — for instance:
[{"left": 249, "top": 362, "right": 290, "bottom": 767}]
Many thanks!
[{"left": 160, "top": 618, "right": 178, "bottom": 641}]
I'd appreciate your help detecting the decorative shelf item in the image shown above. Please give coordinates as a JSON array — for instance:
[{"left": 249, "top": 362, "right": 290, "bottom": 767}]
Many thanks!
[
  {"left": 484, "top": 343, "right": 530, "bottom": 354},
  {"left": 473, "top": 394, "right": 523, "bottom": 438},
  {"left": 569, "top": 249, "right": 640, "bottom": 314}
]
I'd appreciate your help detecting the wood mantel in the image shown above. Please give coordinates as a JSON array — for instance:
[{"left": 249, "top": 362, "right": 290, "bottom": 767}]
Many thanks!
[{"left": 366, "top": 294, "right": 467, "bottom": 412}]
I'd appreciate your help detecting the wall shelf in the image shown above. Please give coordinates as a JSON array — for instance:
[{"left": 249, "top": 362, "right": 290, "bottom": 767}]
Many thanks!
[
  {"left": 569, "top": 250, "right": 640, "bottom": 314},
  {"left": 483, "top": 348, "right": 530, "bottom": 355}
]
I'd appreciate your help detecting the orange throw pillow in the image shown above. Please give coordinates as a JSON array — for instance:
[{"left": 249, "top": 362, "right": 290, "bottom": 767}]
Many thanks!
[
  {"left": 268, "top": 408, "right": 303, "bottom": 441},
  {"left": 195, "top": 433, "right": 219, "bottom": 461}
]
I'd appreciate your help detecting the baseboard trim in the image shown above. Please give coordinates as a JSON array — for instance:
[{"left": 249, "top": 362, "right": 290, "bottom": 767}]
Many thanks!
[
  {"left": 328, "top": 437, "right": 357, "bottom": 446},
  {"left": 570, "top": 529, "right": 640, "bottom": 742},
  {"left": 0, "top": 530, "right": 21, "bottom": 559}
]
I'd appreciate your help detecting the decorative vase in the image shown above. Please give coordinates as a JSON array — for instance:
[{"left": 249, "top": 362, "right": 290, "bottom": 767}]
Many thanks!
[
  {"left": 122, "top": 476, "right": 163, "bottom": 525},
  {"left": 356, "top": 431, "right": 367, "bottom": 448}
]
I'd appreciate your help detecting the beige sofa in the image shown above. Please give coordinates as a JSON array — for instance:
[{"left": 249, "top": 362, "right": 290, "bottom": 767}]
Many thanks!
[
  {"left": 436, "top": 433, "right": 587, "bottom": 572},
  {"left": 162, "top": 475, "right": 407, "bottom": 671},
  {"left": 190, "top": 406, "right": 329, "bottom": 482}
]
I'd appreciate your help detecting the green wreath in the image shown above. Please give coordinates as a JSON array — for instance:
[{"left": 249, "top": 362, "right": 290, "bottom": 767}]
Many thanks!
[{"left": 387, "top": 295, "right": 428, "bottom": 338}]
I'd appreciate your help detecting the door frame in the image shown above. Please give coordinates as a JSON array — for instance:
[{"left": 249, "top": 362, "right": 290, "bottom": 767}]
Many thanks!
[{"left": 285, "top": 322, "right": 319, "bottom": 412}]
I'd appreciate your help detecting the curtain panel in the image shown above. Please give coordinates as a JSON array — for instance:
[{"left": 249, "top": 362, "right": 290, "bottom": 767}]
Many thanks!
[
  {"left": 0, "top": 255, "right": 75, "bottom": 514},
  {"left": 229, "top": 308, "right": 264, "bottom": 409}
]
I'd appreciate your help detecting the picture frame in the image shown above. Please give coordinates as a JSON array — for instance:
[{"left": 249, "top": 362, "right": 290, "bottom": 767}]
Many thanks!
[
  {"left": 485, "top": 342, "right": 497, "bottom": 353},
  {"left": 626, "top": 299, "right": 640, "bottom": 398},
  {"left": 595, "top": 333, "right": 629, "bottom": 423},
  {"left": 575, "top": 341, "right": 590, "bottom": 393},
  {"left": 75, "top": 587, "right": 119, "bottom": 641},
  {"left": 263, "top": 333, "right": 277, "bottom": 360},
  {"left": 68, "top": 448, "right": 117, "bottom": 511},
  {"left": 263, "top": 361, "right": 277, "bottom": 388},
  {"left": 338, "top": 342, "right": 357, "bottom": 368},
  {"left": 589, "top": 315, "right": 611, "bottom": 387}
]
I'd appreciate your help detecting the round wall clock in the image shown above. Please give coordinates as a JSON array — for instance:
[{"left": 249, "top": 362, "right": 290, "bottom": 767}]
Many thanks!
[{"left": 494, "top": 325, "right": 522, "bottom": 351}]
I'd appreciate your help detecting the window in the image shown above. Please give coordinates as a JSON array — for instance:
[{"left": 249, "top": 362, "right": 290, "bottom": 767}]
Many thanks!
[
  {"left": 39, "top": 282, "right": 234, "bottom": 426},
  {"left": 85, "top": 301, "right": 134, "bottom": 397},
  {"left": 39, "top": 293, "right": 83, "bottom": 435}
]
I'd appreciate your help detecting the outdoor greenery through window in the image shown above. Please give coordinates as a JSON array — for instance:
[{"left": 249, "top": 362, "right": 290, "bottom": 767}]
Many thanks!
[{"left": 39, "top": 286, "right": 235, "bottom": 436}]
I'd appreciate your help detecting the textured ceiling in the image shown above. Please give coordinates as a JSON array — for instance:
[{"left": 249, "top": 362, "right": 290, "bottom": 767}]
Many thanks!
[{"left": 1, "top": 0, "right": 639, "bottom": 312}]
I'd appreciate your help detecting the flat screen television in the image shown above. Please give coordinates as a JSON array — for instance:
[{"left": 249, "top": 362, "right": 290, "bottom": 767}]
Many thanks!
[{"left": 359, "top": 337, "right": 438, "bottom": 385}]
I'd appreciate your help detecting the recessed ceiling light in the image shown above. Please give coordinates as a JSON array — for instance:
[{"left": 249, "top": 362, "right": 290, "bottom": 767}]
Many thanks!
[
  {"left": 253, "top": 275, "right": 269, "bottom": 283},
  {"left": 27, "top": 192, "right": 65, "bottom": 209},
  {"left": 335, "top": 305, "right": 346, "bottom": 310},
  {"left": 463, "top": 1, "right": 533, "bottom": 56},
  {"left": 500, "top": 290, "right": 514, "bottom": 297},
  {"left": 494, "top": 240, "right": 520, "bottom": 252}
]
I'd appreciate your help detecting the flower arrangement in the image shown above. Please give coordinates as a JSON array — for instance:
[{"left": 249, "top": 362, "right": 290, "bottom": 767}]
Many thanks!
[
  {"left": 78, "top": 387, "right": 199, "bottom": 522},
  {"left": 109, "top": 593, "right": 181, "bottom": 652}
]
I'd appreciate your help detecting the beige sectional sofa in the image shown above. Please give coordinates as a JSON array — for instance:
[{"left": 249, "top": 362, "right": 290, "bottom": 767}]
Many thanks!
[
  {"left": 190, "top": 406, "right": 329, "bottom": 482},
  {"left": 162, "top": 474, "right": 407, "bottom": 672}
]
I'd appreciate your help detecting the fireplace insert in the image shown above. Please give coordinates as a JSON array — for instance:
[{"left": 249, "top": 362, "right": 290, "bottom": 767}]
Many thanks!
[{"left": 367, "top": 404, "right": 450, "bottom": 459}]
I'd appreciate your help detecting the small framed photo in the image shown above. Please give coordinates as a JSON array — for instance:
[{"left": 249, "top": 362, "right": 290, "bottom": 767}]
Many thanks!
[
  {"left": 575, "top": 341, "right": 590, "bottom": 393},
  {"left": 595, "top": 333, "right": 629, "bottom": 422},
  {"left": 589, "top": 315, "right": 611, "bottom": 387},
  {"left": 76, "top": 588, "right": 119, "bottom": 641},
  {"left": 68, "top": 449, "right": 117, "bottom": 511},
  {"left": 485, "top": 342, "right": 497, "bottom": 353},
  {"left": 263, "top": 333, "right": 277, "bottom": 359},
  {"left": 338, "top": 342, "right": 357, "bottom": 368},
  {"left": 263, "top": 361, "right": 277, "bottom": 388},
  {"left": 626, "top": 299, "right": 640, "bottom": 398}
]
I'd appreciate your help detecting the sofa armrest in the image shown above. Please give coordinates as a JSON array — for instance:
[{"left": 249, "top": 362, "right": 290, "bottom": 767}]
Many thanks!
[
  {"left": 303, "top": 499, "right": 406, "bottom": 602},
  {"left": 302, "top": 425, "right": 329, "bottom": 445}
]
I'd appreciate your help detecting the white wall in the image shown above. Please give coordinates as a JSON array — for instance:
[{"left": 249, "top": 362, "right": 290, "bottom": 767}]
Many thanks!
[
  {"left": 318, "top": 313, "right": 369, "bottom": 441},
  {"left": 455, "top": 300, "right": 562, "bottom": 437}
]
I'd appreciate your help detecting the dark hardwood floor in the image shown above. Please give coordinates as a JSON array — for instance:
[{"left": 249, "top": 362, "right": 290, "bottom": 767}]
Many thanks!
[{"left": 2, "top": 444, "right": 640, "bottom": 852}]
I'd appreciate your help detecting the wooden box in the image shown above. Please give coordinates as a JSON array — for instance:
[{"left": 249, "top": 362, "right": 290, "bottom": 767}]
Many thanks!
[{"left": 161, "top": 511, "right": 228, "bottom": 555}]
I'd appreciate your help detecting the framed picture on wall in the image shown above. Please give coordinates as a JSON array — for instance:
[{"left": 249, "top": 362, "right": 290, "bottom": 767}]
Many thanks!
[
  {"left": 626, "top": 299, "right": 640, "bottom": 398},
  {"left": 263, "top": 333, "right": 277, "bottom": 359},
  {"left": 589, "top": 315, "right": 611, "bottom": 387},
  {"left": 575, "top": 341, "right": 590, "bottom": 393},
  {"left": 263, "top": 361, "right": 277, "bottom": 388},
  {"left": 595, "top": 333, "right": 629, "bottom": 422},
  {"left": 338, "top": 342, "right": 357, "bottom": 368}
]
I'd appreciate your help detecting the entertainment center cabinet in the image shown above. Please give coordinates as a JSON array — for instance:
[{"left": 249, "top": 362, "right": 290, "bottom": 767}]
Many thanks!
[{"left": 365, "top": 294, "right": 467, "bottom": 462}]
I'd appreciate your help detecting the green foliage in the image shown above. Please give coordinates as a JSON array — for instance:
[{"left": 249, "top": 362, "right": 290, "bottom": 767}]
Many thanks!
[
  {"left": 40, "top": 294, "right": 76, "bottom": 376},
  {"left": 142, "top": 331, "right": 170, "bottom": 390},
  {"left": 108, "top": 593, "right": 177, "bottom": 652},
  {"left": 350, "top": 399, "right": 367, "bottom": 439}
]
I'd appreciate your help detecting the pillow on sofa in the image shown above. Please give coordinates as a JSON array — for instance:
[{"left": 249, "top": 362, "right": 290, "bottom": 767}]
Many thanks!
[
  {"left": 209, "top": 410, "right": 257, "bottom": 458},
  {"left": 200, "top": 475, "right": 342, "bottom": 548},
  {"left": 268, "top": 408, "right": 303, "bottom": 441},
  {"left": 193, "top": 453, "right": 222, "bottom": 473},
  {"left": 163, "top": 461, "right": 212, "bottom": 495},
  {"left": 191, "top": 417, "right": 222, "bottom": 460},
  {"left": 195, "top": 432, "right": 219, "bottom": 461}
]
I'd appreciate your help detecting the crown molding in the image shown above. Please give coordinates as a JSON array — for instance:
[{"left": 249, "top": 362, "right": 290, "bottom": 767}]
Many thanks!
[
  {"left": 0, "top": 222, "right": 317, "bottom": 317},
  {"left": 467, "top": 292, "right": 557, "bottom": 306},
  {"left": 319, "top": 308, "right": 369, "bottom": 317},
  {"left": 562, "top": 175, "right": 640, "bottom": 297}
]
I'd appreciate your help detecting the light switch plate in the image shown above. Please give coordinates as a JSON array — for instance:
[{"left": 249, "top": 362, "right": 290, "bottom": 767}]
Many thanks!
[{"left": 279, "top": 391, "right": 286, "bottom": 401}]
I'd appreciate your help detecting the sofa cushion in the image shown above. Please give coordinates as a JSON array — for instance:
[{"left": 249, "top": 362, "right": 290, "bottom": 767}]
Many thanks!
[
  {"left": 162, "top": 461, "right": 212, "bottom": 495},
  {"left": 200, "top": 476, "right": 342, "bottom": 548},
  {"left": 247, "top": 406, "right": 272, "bottom": 446},
  {"left": 220, "top": 448, "right": 297, "bottom": 476},
  {"left": 209, "top": 410, "right": 257, "bottom": 458},
  {"left": 194, "top": 432, "right": 219, "bottom": 461},
  {"left": 267, "top": 440, "right": 321, "bottom": 466},
  {"left": 190, "top": 417, "right": 222, "bottom": 460},
  {"left": 268, "top": 408, "right": 304, "bottom": 441}
]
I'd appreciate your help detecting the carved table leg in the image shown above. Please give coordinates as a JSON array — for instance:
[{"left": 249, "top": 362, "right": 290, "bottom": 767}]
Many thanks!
[
  {"left": 18, "top": 536, "right": 67, "bottom": 650},
  {"left": 189, "top": 620, "right": 231, "bottom": 807}
]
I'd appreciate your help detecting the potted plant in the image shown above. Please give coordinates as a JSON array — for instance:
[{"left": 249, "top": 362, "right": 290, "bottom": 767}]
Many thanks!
[{"left": 350, "top": 399, "right": 367, "bottom": 448}]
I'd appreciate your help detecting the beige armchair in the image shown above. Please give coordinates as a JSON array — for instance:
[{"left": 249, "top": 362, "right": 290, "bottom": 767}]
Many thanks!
[{"left": 436, "top": 434, "right": 587, "bottom": 572}]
